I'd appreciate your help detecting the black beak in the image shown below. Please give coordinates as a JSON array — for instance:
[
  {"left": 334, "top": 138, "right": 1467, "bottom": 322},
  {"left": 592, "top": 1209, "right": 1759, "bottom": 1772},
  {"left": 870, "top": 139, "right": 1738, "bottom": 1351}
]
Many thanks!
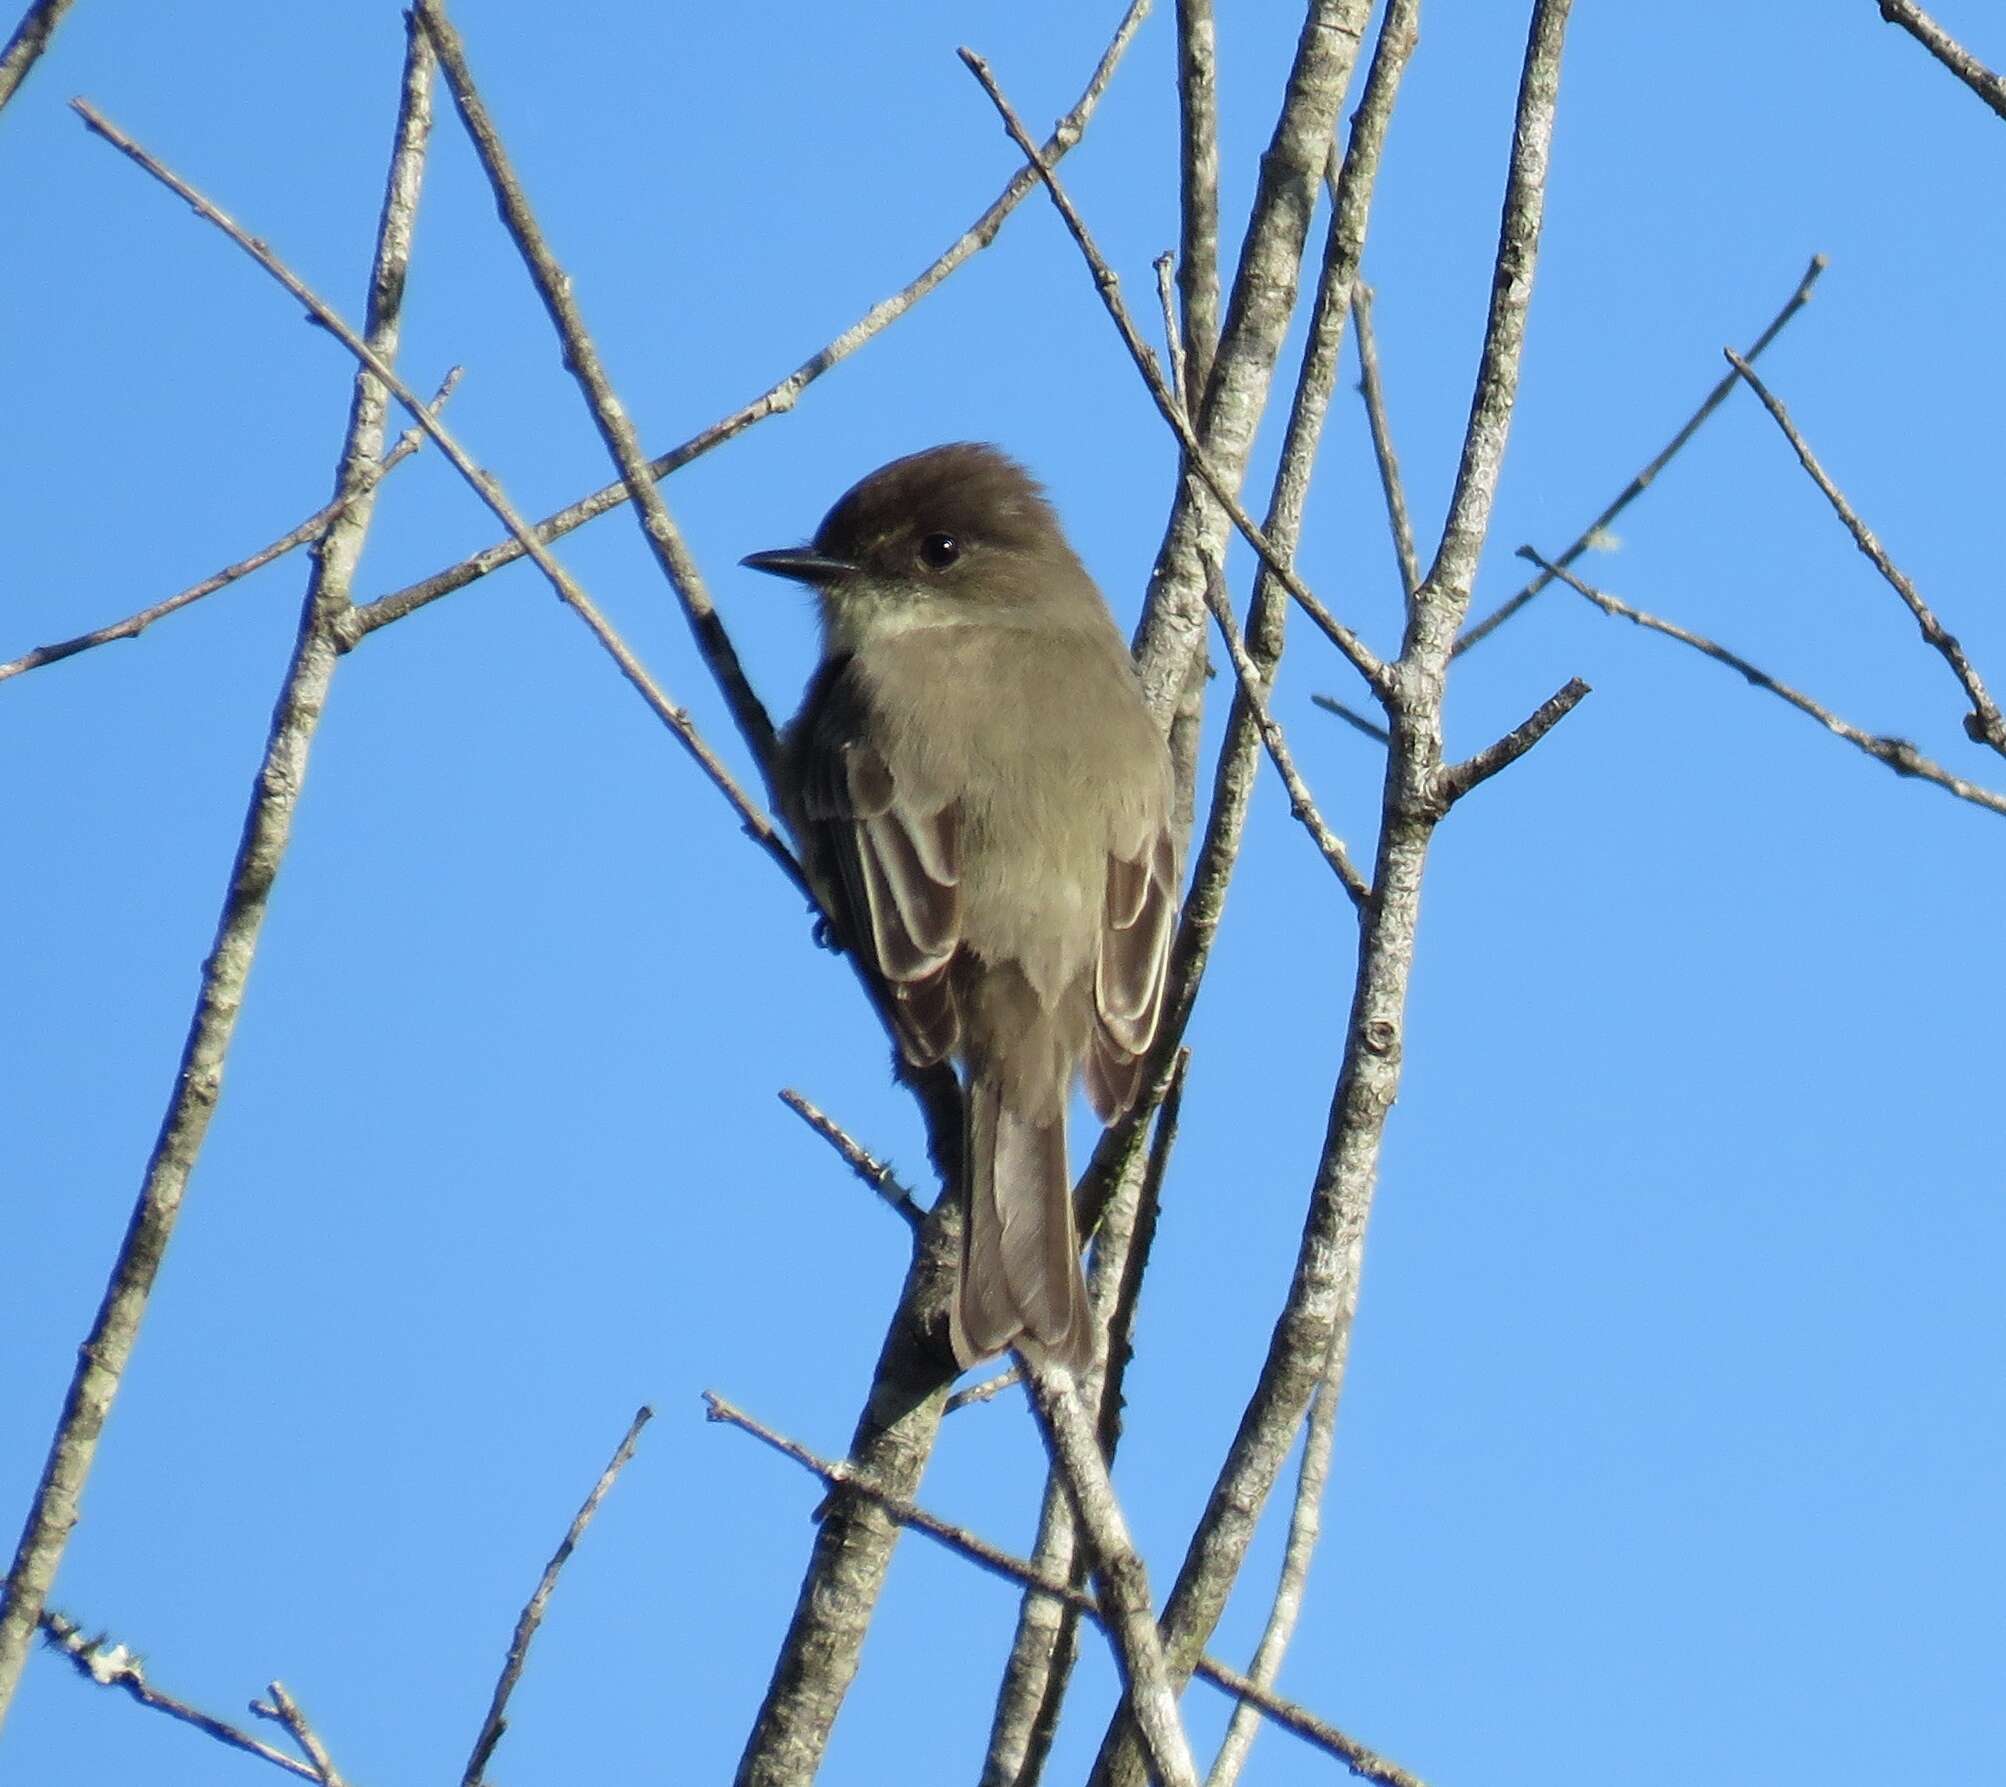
[{"left": 740, "top": 546, "right": 859, "bottom": 586}]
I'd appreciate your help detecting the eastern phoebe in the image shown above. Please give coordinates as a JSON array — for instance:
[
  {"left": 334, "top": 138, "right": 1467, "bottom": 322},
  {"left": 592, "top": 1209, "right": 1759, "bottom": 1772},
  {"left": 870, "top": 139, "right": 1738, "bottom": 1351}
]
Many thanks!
[{"left": 744, "top": 443, "right": 1178, "bottom": 1372}]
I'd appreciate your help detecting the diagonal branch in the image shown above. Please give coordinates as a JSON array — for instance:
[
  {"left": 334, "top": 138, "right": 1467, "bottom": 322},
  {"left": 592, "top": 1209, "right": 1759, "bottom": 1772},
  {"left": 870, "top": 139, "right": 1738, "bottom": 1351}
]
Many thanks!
[
  {"left": 778, "top": 1089, "right": 923, "bottom": 1233},
  {"left": 981, "top": 1053, "right": 1186, "bottom": 1786},
  {"left": 1350, "top": 281, "right": 1421, "bottom": 606},
  {"left": 1434, "top": 675, "right": 1591, "bottom": 808},
  {"left": 1525, "top": 548, "right": 2006, "bottom": 817},
  {"left": 1024, "top": 1369, "right": 1198, "bottom": 1787},
  {"left": 39, "top": 1609, "right": 318, "bottom": 1781},
  {"left": 1724, "top": 348, "right": 2006, "bottom": 757},
  {"left": 961, "top": 45, "right": 1391, "bottom": 700},
  {"left": 0, "top": 0, "right": 75, "bottom": 114},
  {"left": 71, "top": 96, "right": 806, "bottom": 902},
  {"left": 1202, "top": 559, "right": 1371, "bottom": 906},
  {"left": 0, "top": 30, "right": 438, "bottom": 1732},
  {"left": 705, "top": 1393, "right": 1423, "bottom": 1787},
  {"left": 414, "top": 0, "right": 778, "bottom": 782},
  {"left": 337, "top": 0, "right": 1154, "bottom": 649},
  {"left": 253, "top": 1683, "right": 347, "bottom": 1787},
  {"left": 1878, "top": 0, "right": 2006, "bottom": 120},
  {"left": 1454, "top": 252, "right": 1828, "bottom": 657},
  {"left": 0, "top": 369, "right": 459, "bottom": 686},
  {"left": 464, "top": 1406, "right": 652, "bottom": 1787}
]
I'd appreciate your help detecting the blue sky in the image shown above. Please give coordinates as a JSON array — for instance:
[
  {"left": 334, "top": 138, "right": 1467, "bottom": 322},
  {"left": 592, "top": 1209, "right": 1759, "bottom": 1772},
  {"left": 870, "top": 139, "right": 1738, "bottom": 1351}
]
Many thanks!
[{"left": 5, "top": 2, "right": 2004, "bottom": 1782}]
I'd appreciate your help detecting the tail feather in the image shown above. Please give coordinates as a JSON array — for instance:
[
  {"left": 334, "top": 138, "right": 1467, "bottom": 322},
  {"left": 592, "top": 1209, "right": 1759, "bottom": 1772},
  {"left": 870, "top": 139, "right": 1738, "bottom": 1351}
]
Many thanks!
[{"left": 950, "top": 1076, "right": 1093, "bottom": 1372}]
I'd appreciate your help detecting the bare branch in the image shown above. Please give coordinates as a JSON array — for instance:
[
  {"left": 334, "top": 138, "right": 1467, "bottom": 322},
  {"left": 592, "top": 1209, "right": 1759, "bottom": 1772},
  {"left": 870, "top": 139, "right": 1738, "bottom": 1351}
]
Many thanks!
[
  {"left": 70, "top": 96, "right": 806, "bottom": 902},
  {"left": 704, "top": 1392, "right": 1422, "bottom": 1787},
  {"left": 1092, "top": 8, "right": 1576, "bottom": 1780},
  {"left": 0, "top": 0, "right": 74, "bottom": 114},
  {"left": 1155, "top": 250, "right": 1191, "bottom": 417},
  {"left": 960, "top": 44, "right": 1391, "bottom": 700},
  {"left": 254, "top": 1683, "right": 347, "bottom": 1787},
  {"left": 1026, "top": 1369, "right": 1198, "bottom": 1787},
  {"left": 0, "top": 33, "right": 437, "bottom": 1730},
  {"left": 338, "top": 0, "right": 1154, "bottom": 649},
  {"left": 1879, "top": 0, "right": 2006, "bottom": 120},
  {"left": 1204, "top": 1319, "right": 1350, "bottom": 1787},
  {"left": 1455, "top": 252, "right": 1828, "bottom": 657},
  {"left": 1310, "top": 691, "right": 1391, "bottom": 744},
  {"left": 1350, "top": 282, "right": 1421, "bottom": 604},
  {"left": 1133, "top": 0, "right": 1377, "bottom": 726},
  {"left": 414, "top": 0, "right": 780, "bottom": 784},
  {"left": 1526, "top": 548, "right": 2006, "bottom": 817},
  {"left": 778, "top": 1089, "right": 923, "bottom": 1232},
  {"left": 982, "top": 1052, "right": 1186, "bottom": 1785},
  {"left": 1434, "top": 675, "right": 1591, "bottom": 808},
  {"left": 1724, "top": 347, "right": 2006, "bottom": 757},
  {"left": 39, "top": 1610, "right": 317, "bottom": 1781},
  {"left": 1173, "top": 0, "right": 1220, "bottom": 399},
  {"left": 465, "top": 1406, "right": 653, "bottom": 1787},
  {"left": 0, "top": 370, "right": 459, "bottom": 686},
  {"left": 1202, "top": 559, "right": 1371, "bottom": 906}
]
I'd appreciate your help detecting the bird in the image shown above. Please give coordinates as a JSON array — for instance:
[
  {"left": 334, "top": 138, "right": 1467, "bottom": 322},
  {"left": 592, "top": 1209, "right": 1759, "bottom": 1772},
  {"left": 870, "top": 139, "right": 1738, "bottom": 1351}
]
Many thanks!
[{"left": 743, "top": 443, "right": 1178, "bottom": 1372}]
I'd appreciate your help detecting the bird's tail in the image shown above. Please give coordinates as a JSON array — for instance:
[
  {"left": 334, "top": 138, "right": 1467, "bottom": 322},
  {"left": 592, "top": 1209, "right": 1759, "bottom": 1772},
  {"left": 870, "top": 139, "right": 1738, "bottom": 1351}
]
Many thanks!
[{"left": 949, "top": 1073, "right": 1093, "bottom": 1372}]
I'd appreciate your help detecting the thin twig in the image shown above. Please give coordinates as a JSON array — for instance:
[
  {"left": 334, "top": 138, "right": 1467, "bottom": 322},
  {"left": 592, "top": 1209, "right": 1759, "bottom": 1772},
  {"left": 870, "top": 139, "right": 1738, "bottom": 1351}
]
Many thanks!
[
  {"left": 464, "top": 1406, "right": 652, "bottom": 1787},
  {"left": 339, "top": 0, "right": 1154, "bottom": 649},
  {"left": 947, "top": 1365, "right": 1022, "bottom": 1413},
  {"left": 1205, "top": 1317, "right": 1349, "bottom": 1787},
  {"left": 254, "top": 1684, "right": 347, "bottom": 1787},
  {"left": 704, "top": 1392, "right": 1421, "bottom": 1787},
  {"left": 1724, "top": 347, "right": 2006, "bottom": 756},
  {"left": 0, "top": 370, "right": 459, "bottom": 686},
  {"left": 1310, "top": 691, "right": 1391, "bottom": 744},
  {"left": 0, "top": 35, "right": 437, "bottom": 1732},
  {"left": 961, "top": 45, "right": 1391, "bottom": 702},
  {"left": 0, "top": 0, "right": 74, "bottom": 113},
  {"left": 1155, "top": 251, "right": 1190, "bottom": 418},
  {"left": 1879, "top": 0, "right": 2006, "bottom": 120},
  {"left": 39, "top": 1610, "right": 318, "bottom": 1781},
  {"left": 1525, "top": 548, "right": 2006, "bottom": 817},
  {"left": 778, "top": 1089, "right": 922, "bottom": 1232},
  {"left": 1434, "top": 675, "right": 1591, "bottom": 808},
  {"left": 70, "top": 96, "right": 806, "bottom": 902},
  {"left": 1454, "top": 252, "right": 1828, "bottom": 657},
  {"left": 1091, "top": 9, "right": 1576, "bottom": 1782},
  {"left": 1350, "top": 282, "right": 1421, "bottom": 605},
  {"left": 414, "top": 0, "right": 780, "bottom": 785},
  {"left": 1202, "top": 559, "right": 1371, "bottom": 907}
]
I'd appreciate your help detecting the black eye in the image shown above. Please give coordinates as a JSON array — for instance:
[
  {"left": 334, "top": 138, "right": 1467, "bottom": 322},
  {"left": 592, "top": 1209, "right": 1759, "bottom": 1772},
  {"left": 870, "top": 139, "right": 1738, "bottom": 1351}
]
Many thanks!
[{"left": 919, "top": 532, "right": 961, "bottom": 570}]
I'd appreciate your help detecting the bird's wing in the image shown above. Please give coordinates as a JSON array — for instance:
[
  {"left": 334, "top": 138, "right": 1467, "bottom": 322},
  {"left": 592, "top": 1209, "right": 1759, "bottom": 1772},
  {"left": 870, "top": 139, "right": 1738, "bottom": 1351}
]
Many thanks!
[
  {"left": 1088, "top": 823, "right": 1178, "bottom": 1120},
  {"left": 794, "top": 656, "right": 963, "bottom": 1066}
]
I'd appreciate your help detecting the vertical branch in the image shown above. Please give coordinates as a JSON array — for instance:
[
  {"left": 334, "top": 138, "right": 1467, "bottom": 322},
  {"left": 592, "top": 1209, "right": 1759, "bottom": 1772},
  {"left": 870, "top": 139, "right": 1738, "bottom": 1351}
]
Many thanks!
[
  {"left": 0, "top": 23, "right": 436, "bottom": 1731},
  {"left": 1133, "top": 0, "right": 1377, "bottom": 727},
  {"left": 1090, "top": 5, "right": 1575, "bottom": 1782},
  {"left": 1173, "top": 0, "right": 1221, "bottom": 398}
]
